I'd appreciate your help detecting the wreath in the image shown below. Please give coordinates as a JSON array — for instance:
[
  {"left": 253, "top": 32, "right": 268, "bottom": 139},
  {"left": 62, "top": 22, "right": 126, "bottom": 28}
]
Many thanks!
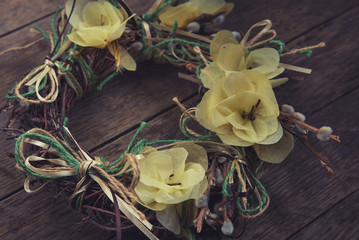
[{"left": 0, "top": 0, "right": 340, "bottom": 239}]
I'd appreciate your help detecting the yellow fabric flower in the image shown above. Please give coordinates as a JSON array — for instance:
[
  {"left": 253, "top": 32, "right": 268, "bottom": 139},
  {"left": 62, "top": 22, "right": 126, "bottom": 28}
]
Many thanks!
[
  {"left": 204, "top": 30, "right": 286, "bottom": 87},
  {"left": 134, "top": 143, "right": 208, "bottom": 211},
  {"left": 196, "top": 70, "right": 283, "bottom": 146},
  {"left": 158, "top": 0, "right": 234, "bottom": 28},
  {"left": 65, "top": 0, "right": 136, "bottom": 71}
]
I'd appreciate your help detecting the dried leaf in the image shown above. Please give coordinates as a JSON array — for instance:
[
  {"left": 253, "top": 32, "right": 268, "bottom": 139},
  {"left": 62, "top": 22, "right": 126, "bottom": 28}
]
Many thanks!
[
  {"left": 253, "top": 130, "right": 294, "bottom": 163},
  {"left": 156, "top": 205, "right": 181, "bottom": 235}
]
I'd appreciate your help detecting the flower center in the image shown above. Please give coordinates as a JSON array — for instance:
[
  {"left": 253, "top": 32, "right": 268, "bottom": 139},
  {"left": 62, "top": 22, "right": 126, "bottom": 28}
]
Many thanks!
[
  {"left": 241, "top": 99, "right": 261, "bottom": 121},
  {"left": 166, "top": 173, "right": 181, "bottom": 186}
]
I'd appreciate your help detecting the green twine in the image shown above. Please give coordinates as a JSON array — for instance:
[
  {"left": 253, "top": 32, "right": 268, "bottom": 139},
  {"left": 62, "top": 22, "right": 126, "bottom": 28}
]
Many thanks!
[
  {"left": 196, "top": 63, "right": 205, "bottom": 83},
  {"left": 236, "top": 175, "right": 267, "bottom": 214},
  {"left": 32, "top": 25, "right": 50, "bottom": 41},
  {"left": 104, "top": 122, "right": 148, "bottom": 172},
  {"left": 222, "top": 166, "right": 236, "bottom": 197},
  {"left": 97, "top": 71, "right": 120, "bottom": 90},
  {"left": 5, "top": 72, "right": 48, "bottom": 100},
  {"left": 65, "top": 73, "right": 83, "bottom": 98},
  {"left": 268, "top": 40, "right": 285, "bottom": 54},
  {"left": 256, "top": 162, "right": 270, "bottom": 177},
  {"left": 14, "top": 122, "right": 150, "bottom": 179},
  {"left": 143, "top": 38, "right": 209, "bottom": 57},
  {"left": 15, "top": 132, "right": 80, "bottom": 179},
  {"left": 299, "top": 49, "right": 313, "bottom": 57},
  {"left": 63, "top": 117, "right": 69, "bottom": 128},
  {"left": 180, "top": 116, "right": 219, "bottom": 141},
  {"left": 143, "top": 0, "right": 176, "bottom": 20},
  {"left": 170, "top": 21, "right": 178, "bottom": 35},
  {"left": 249, "top": 39, "right": 285, "bottom": 54},
  {"left": 221, "top": 164, "right": 268, "bottom": 215},
  {"left": 77, "top": 57, "right": 97, "bottom": 86},
  {"left": 50, "top": 7, "right": 65, "bottom": 54},
  {"left": 186, "top": 228, "right": 195, "bottom": 240}
]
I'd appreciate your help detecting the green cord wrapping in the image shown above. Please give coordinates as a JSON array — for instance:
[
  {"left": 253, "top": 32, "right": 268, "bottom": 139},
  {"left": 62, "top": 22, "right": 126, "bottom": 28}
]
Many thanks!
[
  {"left": 15, "top": 132, "right": 80, "bottom": 178},
  {"left": 104, "top": 122, "right": 148, "bottom": 172},
  {"left": 221, "top": 163, "right": 268, "bottom": 215},
  {"left": 186, "top": 228, "right": 195, "bottom": 240},
  {"left": 170, "top": 21, "right": 178, "bottom": 35},
  {"left": 97, "top": 71, "right": 120, "bottom": 90},
  {"left": 299, "top": 49, "right": 313, "bottom": 57},
  {"left": 144, "top": 38, "right": 209, "bottom": 57},
  {"left": 32, "top": 25, "right": 50, "bottom": 41},
  {"left": 222, "top": 166, "right": 236, "bottom": 197},
  {"left": 51, "top": 8, "right": 63, "bottom": 53},
  {"left": 14, "top": 122, "right": 150, "bottom": 179},
  {"left": 236, "top": 175, "right": 268, "bottom": 214},
  {"left": 268, "top": 40, "right": 285, "bottom": 54},
  {"left": 196, "top": 63, "right": 205, "bottom": 83}
]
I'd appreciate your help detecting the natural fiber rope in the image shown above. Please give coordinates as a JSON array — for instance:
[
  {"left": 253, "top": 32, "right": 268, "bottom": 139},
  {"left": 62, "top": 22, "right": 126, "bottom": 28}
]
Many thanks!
[{"left": 15, "top": 127, "right": 144, "bottom": 220}]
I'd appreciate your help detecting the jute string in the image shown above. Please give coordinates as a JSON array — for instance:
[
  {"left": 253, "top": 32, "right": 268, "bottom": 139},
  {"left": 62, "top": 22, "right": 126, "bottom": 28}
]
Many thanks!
[{"left": 15, "top": 127, "right": 159, "bottom": 240}]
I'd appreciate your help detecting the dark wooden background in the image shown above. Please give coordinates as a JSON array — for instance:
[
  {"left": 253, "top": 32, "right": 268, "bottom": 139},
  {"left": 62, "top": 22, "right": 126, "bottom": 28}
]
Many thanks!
[{"left": 1, "top": 0, "right": 358, "bottom": 239}]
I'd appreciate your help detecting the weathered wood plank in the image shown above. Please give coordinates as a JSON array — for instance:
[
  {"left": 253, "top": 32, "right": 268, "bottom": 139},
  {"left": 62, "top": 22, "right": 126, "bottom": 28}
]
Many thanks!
[
  {"left": 5, "top": 82, "right": 358, "bottom": 239},
  {"left": 0, "top": 0, "right": 64, "bottom": 37},
  {"left": 225, "top": 0, "right": 359, "bottom": 42},
  {"left": 0, "top": 0, "right": 358, "bottom": 239},
  {"left": 0, "top": 16, "right": 56, "bottom": 199},
  {"left": 288, "top": 189, "right": 359, "bottom": 240},
  {"left": 274, "top": 6, "right": 359, "bottom": 114},
  {"left": 0, "top": 189, "right": 109, "bottom": 240},
  {"left": 1, "top": 0, "right": 358, "bottom": 198},
  {"left": 0, "top": 1, "right": 164, "bottom": 198},
  {"left": 0, "top": 96, "right": 200, "bottom": 240},
  {"left": 238, "top": 84, "right": 359, "bottom": 238}
]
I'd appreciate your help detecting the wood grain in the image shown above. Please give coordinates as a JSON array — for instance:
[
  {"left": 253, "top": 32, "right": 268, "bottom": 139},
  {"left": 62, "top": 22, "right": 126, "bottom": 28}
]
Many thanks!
[
  {"left": 0, "top": 0, "right": 358, "bottom": 239},
  {"left": 0, "top": 16, "right": 60, "bottom": 198},
  {"left": 238, "top": 85, "right": 359, "bottom": 239},
  {"left": 288, "top": 189, "right": 359, "bottom": 240},
  {"left": 0, "top": 0, "right": 64, "bottom": 37},
  {"left": 0, "top": 189, "right": 109, "bottom": 240}
]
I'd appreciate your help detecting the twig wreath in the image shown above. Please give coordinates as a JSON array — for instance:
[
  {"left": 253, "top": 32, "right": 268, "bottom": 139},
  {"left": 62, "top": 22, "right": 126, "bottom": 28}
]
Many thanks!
[{"left": 1, "top": 0, "right": 340, "bottom": 239}]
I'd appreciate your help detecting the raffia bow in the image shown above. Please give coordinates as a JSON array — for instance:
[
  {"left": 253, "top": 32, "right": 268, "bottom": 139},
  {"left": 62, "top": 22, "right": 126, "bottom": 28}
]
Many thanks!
[
  {"left": 14, "top": 127, "right": 159, "bottom": 240},
  {"left": 14, "top": 39, "right": 71, "bottom": 104},
  {"left": 240, "top": 19, "right": 276, "bottom": 48}
]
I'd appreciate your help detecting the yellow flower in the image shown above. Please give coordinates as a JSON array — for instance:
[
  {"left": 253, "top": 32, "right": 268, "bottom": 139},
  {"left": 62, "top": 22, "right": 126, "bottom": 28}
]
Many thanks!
[
  {"left": 158, "top": 0, "right": 234, "bottom": 28},
  {"left": 204, "top": 30, "right": 286, "bottom": 87},
  {"left": 65, "top": 0, "right": 136, "bottom": 71},
  {"left": 196, "top": 70, "right": 283, "bottom": 146},
  {"left": 134, "top": 143, "right": 208, "bottom": 211}
]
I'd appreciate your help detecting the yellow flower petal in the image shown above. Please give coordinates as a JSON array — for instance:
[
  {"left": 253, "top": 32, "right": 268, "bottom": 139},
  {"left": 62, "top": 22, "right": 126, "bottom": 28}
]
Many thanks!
[
  {"left": 210, "top": 30, "right": 239, "bottom": 61},
  {"left": 68, "top": 27, "right": 109, "bottom": 48},
  {"left": 196, "top": 70, "right": 282, "bottom": 146},
  {"left": 246, "top": 48, "right": 282, "bottom": 78},
  {"left": 216, "top": 43, "right": 247, "bottom": 72},
  {"left": 66, "top": 0, "right": 92, "bottom": 29},
  {"left": 200, "top": 62, "right": 225, "bottom": 89},
  {"left": 108, "top": 13, "right": 135, "bottom": 42},
  {"left": 188, "top": 0, "right": 225, "bottom": 14},
  {"left": 173, "top": 142, "right": 208, "bottom": 169},
  {"left": 67, "top": 0, "right": 133, "bottom": 49},
  {"left": 158, "top": 4, "right": 198, "bottom": 28},
  {"left": 134, "top": 144, "right": 208, "bottom": 211}
]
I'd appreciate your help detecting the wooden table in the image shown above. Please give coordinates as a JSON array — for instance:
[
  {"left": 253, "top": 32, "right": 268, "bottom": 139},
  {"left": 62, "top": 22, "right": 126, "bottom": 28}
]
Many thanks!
[{"left": 1, "top": 0, "right": 358, "bottom": 239}]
